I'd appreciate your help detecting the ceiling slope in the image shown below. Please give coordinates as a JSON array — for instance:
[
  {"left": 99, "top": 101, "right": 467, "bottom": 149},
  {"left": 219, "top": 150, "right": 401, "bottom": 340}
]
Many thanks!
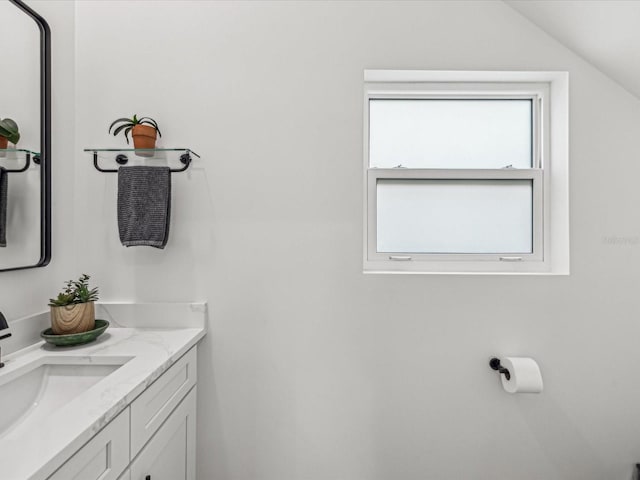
[{"left": 505, "top": 0, "right": 640, "bottom": 99}]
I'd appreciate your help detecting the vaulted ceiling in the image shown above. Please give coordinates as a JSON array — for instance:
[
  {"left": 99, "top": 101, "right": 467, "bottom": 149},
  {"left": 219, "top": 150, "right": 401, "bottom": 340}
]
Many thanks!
[{"left": 505, "top": 0, "right": 640, "bottom": 99}]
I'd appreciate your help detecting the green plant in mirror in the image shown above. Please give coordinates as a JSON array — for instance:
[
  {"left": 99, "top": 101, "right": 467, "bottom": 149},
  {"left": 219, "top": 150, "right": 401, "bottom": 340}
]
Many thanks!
[
  {"left": 49, "top": 274, "right": 99, "bottom": 307},
  {"left": 0, "top": 118, "right": 20, "bottom": 144},
  {"left": 108, "top": 114, "right": 162, "bottom": 144}
]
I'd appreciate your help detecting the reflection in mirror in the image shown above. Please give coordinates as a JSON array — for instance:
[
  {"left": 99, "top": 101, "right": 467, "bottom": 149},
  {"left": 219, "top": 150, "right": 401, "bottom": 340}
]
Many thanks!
[{"left": 0, "top": 0, "right": 50, "bottom": 271}]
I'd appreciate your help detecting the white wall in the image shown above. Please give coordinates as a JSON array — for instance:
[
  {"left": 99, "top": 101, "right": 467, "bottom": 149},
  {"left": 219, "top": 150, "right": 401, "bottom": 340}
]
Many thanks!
[
  {"left": 69, "top": 1, "right": 640, "bottom": 479},
  {"left": 0, "top": 1, "right": 75, "bottom": 320}
]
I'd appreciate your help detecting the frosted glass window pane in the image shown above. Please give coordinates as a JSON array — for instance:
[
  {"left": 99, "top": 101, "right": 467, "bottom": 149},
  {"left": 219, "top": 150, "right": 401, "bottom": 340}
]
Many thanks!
[
  {"left": 377, "top": 179, "right": 532, "bottom": 254},
  {"left": 369, "top": 99, "right": 532, "bottom": 168}
]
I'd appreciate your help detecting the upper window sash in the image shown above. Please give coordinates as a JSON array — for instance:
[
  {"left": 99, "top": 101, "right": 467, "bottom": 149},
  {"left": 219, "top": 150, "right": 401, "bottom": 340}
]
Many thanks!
[{"left": 364, "top": 83, "right": 549, "bottom": 171}]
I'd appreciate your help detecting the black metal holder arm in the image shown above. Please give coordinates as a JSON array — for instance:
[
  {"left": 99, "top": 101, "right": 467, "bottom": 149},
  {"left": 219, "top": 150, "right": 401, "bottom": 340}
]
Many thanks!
[
  {"left": 489, "top": 357, "right": 511, "bottom": 381},
  {"left": 1, "top": 152, "right": 41, "bottom": 173}
]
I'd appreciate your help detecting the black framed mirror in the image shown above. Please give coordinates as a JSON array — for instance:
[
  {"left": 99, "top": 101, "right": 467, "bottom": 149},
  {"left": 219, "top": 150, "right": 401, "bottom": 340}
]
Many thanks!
[{"left": 0, "top": 0, "right": 50, "bottom": 271}]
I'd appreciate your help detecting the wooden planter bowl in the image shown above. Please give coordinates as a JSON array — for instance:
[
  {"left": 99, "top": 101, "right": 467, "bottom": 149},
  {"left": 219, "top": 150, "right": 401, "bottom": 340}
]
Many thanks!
[
  {"left": 50, "top": 302, "right": 96, "bottom": 335},
  {"left": 132, "top": 124, "right": 157, "bottom": 156}
]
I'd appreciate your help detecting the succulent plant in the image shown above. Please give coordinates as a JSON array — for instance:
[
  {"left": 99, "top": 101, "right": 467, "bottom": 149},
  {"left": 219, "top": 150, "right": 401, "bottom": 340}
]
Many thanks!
[
  {"left": 0, "top": 118, "right": 20, "bottom": 144},
  {"left": 49, "top": 274, "right": 99, "bottom": 307},
  {"left": 108, "top": 114, "right": 162, "bottom": 144}
]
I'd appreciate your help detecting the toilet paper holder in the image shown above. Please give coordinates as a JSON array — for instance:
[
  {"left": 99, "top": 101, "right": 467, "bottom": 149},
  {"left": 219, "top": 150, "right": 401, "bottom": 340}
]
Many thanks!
[{"left": 489, "top": 357, "right": 511, "bottom": 380}]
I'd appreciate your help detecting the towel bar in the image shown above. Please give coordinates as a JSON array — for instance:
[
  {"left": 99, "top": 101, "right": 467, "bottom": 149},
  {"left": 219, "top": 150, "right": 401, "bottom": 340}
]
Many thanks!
[{"left": 84, "top": 148, "right": 200, "bottom": 173}]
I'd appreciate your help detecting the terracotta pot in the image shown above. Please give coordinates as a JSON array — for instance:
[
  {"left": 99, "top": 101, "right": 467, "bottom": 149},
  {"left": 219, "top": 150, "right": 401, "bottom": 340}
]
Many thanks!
[
  {"left": 50, "top": 302, "right": 96, "bottom": 335},
  {"left": 0, "top": 136, "right": 7, "bottom": 158},
  {"left": 132, "top": 124, "right": 157, "bottom": 157}
]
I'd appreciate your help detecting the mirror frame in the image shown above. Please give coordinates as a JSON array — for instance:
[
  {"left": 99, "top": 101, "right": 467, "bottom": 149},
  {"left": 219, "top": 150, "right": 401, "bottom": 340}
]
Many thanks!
[{"left": 1, "top": 0, "right": 51, "bottom": 272}]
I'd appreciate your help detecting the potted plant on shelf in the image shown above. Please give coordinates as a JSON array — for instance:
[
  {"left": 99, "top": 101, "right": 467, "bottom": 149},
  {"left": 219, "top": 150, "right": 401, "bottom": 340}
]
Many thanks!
[
  {"left": 108, "top": 114, "right": 162, "bottom": 157},
  {"left": 49, "top": 274, "right": 99, "bottom": 335},
  {"left": 0, "top": 118, "right": 20, "bottom": 149}
]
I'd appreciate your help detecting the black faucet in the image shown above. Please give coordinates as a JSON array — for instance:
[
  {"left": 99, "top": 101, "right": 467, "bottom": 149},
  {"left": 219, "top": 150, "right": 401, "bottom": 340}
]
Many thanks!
[{"left": 0, "top": 311, "right": 11, "bottom": 368}]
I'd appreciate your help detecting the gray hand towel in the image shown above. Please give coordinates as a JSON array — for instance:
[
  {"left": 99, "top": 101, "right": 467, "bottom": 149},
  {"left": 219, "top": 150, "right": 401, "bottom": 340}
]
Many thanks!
[
  {"left": 0, "top": 167, "right": 7, "bottom": 247},
  {"left": 117, "top": 166, "right": 171, "bottom": 249}
]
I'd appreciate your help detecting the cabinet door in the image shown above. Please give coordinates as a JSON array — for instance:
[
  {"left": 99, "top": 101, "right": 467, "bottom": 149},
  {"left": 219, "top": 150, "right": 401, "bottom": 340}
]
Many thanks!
[
  {"left": 47, "top": 408, "right": 130, "bottom": 480},
  {"left": 130, "top": 387, "right": 197, "bottom": 480}
]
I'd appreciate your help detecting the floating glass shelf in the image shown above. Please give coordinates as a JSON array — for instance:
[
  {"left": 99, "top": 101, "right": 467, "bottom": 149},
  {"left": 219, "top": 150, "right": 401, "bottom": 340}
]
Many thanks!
[
  {"left": 0, "top": 149, "right": 41, "bottom": 173},
  {"left": 83, "top": 148, "right": 200, "bottom": 173}
]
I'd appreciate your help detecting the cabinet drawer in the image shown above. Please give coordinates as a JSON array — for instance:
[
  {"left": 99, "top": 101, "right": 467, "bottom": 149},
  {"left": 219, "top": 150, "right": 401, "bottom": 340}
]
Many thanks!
[
  {"left": 130, "top": 346, "right": 197, "bottom": 457},
  {"left": 48, "top": 408, "right": 130, "bottom": 480}
]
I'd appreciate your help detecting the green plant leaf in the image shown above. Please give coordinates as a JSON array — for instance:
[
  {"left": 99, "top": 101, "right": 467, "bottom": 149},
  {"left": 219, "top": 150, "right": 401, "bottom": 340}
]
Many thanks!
[
  {"left": 48, "top": 292, "right": 75, "bottom": 307},
  {"left": 137, "top": 117, "right": 157, "bottom": 127},
  {"left": 138, "top": 117, "right": 161, "bottom": 137},
  {"left": 49, "top": 274, "right": 99, "bottom": 306},
  {"left": 0, "top": 119, "right": 18, "bottom": 136},
  {"left": 108, "top": 117, "right": 133, "bottom": 133},
  {"left": 124, "top": 126, "right": 132, "bottom": 144},
  {"left": 0, "top": 118, "right": 19, "bottom": 133},
  {"left": 0, "top": 119, "right": 20, "bottom": 144},
  {"left": 7, "top": 131, "right": 19, "bottom": 144},
  {"left": 112, "top": 123, "right": 133, "bottom": 137}
]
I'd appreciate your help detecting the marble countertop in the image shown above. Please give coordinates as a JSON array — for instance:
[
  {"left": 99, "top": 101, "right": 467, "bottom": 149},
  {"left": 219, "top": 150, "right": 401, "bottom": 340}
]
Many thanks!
[{"left": 0, "top": 303, "right": 206, "bottom": 480}]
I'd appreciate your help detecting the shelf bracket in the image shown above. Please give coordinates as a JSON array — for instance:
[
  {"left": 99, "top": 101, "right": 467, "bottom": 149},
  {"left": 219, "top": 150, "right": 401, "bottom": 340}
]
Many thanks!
[{"left": 1, "top": 152, "right": 34, "bottom": 173}]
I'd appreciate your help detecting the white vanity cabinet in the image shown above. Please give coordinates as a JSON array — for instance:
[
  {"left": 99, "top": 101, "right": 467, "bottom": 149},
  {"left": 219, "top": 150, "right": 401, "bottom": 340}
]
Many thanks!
[{"left": 47, "top": 347, "right": 198, "bottom": 480}]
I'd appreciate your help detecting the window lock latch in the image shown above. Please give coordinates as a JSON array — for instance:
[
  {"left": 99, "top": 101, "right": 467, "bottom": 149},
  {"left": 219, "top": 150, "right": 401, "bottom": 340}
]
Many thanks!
[{"left": 502, "top": 164, "right": 514, "bottom": 169}]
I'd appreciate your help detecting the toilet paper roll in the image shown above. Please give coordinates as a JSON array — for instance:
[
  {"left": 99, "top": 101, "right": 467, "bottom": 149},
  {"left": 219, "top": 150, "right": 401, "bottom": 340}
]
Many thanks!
[{"left": 500, "top": 357, "right": 543, "bottom": 394}]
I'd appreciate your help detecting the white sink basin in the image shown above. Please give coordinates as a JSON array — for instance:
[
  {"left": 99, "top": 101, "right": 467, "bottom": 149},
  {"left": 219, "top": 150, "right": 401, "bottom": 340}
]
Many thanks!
[{"left": 0, "top": 356, "right": 131, "bottom": 439}]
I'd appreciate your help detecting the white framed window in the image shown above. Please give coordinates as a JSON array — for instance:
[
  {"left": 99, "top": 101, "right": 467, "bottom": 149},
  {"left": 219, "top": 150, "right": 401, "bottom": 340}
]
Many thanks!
[{"left": 363, "top": 70, "right": 569, "bottom": 274}]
